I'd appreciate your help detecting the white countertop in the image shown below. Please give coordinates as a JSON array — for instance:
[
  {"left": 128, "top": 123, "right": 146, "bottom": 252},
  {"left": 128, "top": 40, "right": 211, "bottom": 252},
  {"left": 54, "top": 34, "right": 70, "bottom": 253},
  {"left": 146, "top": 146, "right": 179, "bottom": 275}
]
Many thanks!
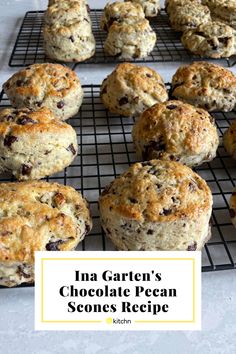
[{"left": 0, "top": 1, "right": 236, "bottom": 353}]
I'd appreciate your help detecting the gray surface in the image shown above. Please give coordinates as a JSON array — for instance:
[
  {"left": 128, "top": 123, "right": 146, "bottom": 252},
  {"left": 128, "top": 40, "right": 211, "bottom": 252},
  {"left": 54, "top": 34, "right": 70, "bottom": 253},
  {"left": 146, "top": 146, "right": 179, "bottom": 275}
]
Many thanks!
[{"left": 0, "top": 1, "right": 236, "bottom": 353}]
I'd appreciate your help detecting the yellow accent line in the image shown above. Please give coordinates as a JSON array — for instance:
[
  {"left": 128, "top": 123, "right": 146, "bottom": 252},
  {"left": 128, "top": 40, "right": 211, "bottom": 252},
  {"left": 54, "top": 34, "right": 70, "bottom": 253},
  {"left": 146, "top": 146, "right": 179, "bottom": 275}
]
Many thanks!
[
  {"left": 41, "top": 258, "right": 44, "bottom": 322},
  {"left": 42, "top": 320, "right": 102, "bottom": 323},
  {"left": 134, "top": 320, "right": 194, "bottom": 323},
  {"left": 41, "top": 258, "right": 194, "bottom": 261}
]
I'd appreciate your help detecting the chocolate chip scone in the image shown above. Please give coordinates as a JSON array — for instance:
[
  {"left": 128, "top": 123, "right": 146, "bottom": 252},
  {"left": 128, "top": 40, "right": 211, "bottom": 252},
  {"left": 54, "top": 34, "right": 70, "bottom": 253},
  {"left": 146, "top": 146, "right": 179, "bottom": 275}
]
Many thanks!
[
  {"left": 181, "top": 21, "right": 236, "bottom": 59},
  {"left": 104, "top": 18, "right": 156, "bottom": 60},
  {"left": 171, "top": 62, "right": 236, "bottom": 111},
  {"left": 0, "top": 181, "right": 92, "bottom": 287},
  {"left": 100, "top": 63, "right": 168, "bottom": 117},
  {"left": 3, "top": 64, "right": 84, "bottom": 120},
  {"left": 44, "top": 19, "right": 95, "bottom": 62},
  {"left": 126, "top": 0, "right": 160, "bottom": 17},
  {"left": 132, "top": 100, "right": 219, "bottom": 166},
  {"left": 0, "top": 107, "right": 78, "bottom": 180},
  {"left": 100, "top": 1, "right": 145, "bottom": 32},
  {"left": 169, "top": 2, "right": 211, "bottom": 32},
  {"left": 99, "top": 160, "right": 212, "bottom": 251},
  {"left": 165, "top": 0, "right": 201, "bottom": 15},
  {"left": 203, "top": 0, "right": 236, "bottom": 30},
  {"left": 223, "top": 119, "right": 236, "bottom": 160}
]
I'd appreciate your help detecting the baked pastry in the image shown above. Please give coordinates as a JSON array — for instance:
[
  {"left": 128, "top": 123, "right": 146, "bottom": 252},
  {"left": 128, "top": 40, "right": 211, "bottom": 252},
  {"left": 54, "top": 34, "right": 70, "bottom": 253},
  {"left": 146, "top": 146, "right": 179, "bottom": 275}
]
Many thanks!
[
  {"left": 99, "top": 160, "right": 212, "bottom": 251},
  {"left": 132, "top": 100, "right": 219, "bottom": 166},
  {"left": 100, "top": 63, "right": 168, "bottom": 117},
  {"left": 223, "top": 119, "right": 236, "bottom": 160},
  {"left": 45, "top": 0, "right": 89, "bottom": 26},
  {"left": 100, "top": 1, "right": 145, "bottom": 32},
  {"left": 203, "top": 0, "right": 236, "bottom": 30},
  {"left": 3, "top": 63, "right": 84, "bottom": 121},
  {"left": 0, "top": 181, "right": 92, "bottom": 287},
  {"left": 0, "top": 107, "right": 78, "bottom": 181},
  {"left": 165, "top": 0, "right": 201, "bottom": 15},
  {"left": 44, "top": 20, "right": 95, "bottom": 62},
  {"left": 126, "top": 0, "right": 160, "bottom": 17},
  {"left": 171, "top": 62, "right": 236, "bottom": 112},
  {"left": 168, "top": 2, "right": 211, "bottom": 32},
  {"left": 181, "top": 22, "right": 236, "bottom": 59},
  {"left": 104, "top": 18, "right": 156, "bottom": 59}
]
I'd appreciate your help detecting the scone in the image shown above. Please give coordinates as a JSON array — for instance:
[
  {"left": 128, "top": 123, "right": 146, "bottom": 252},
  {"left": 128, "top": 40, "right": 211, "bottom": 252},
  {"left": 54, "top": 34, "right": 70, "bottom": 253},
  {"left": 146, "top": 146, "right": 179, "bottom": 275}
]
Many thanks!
[
  {"left": 132, "top": 100, "right": 219, "bottom": 166},
  {"left": 44, "top": 0, "right": 89, "bottom": 26},
  {"left": 104, "top": 18, "right": 156, "bottom": 60},
  {"left": 168, "top": 2, "right": 211, "bottom": 32},
  {"left": 165, "top": 0, "right": 201, "bottom": 15},
  {"left": 203, "top": 0, "right": 236, "bottom": 30},
  {"left": 223, "top": 119, "right": 236, "bottom": 160},
  {"left": 3, "top": 63, "right": 84, "bottom": 121},
  {"left": 126, "top": 0, "right": 160, "bottom": 17},
  {"left": 0, "top": 107, "right": 78, "bottom": 180},
  {"left": 171, "top": 62, "right": 236, "bottom": 112},
  {"left": 0, "top": 181, "right": 92, "bottom": 287},
  {"left": 100, "top": 63, "right": 168, "bottom": 117},
  {"left": 100, "top": 1, "right": 145, "bottom": 32},
  {"left": 44, "top": 20, "right": 95, "bottom": 62},
  {"left": 181, "top": 22, "right": 236, "bottom": 59},
  {"left": 99, "top": 160, "right": 212, "bottom": 251}
]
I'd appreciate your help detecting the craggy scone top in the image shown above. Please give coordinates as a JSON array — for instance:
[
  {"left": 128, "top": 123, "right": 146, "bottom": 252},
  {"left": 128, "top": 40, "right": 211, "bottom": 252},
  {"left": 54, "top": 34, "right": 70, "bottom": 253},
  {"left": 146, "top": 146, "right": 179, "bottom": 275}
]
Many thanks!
[
  {"left": 99, "top": 160, "right": 212, "bottom": 223},
  {"left": 0, "top": 181, "right": 92, "bottom": 264}
]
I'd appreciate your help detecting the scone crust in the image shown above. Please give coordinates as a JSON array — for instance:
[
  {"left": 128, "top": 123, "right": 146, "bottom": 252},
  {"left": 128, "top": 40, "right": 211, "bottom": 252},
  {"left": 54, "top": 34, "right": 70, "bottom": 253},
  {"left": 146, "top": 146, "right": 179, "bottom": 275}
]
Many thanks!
[
  {"left": 0, "top": 107, "right": 78, "bottom": 180},
  {"left": 99, "top": 160, "right": 212, "bottom": 251},
  {"left": 165, "top": 0, "right": 201, "bottom": 15},
  {"left": 104, "top": 18, "right": 156, "bottom": 59},
  {"left": 132, "top": 100, "right": 219, "bottom": 166},
  {"left": 100, "top": 1, "right": 145, "bottom": 31},
  {"left": 0, "top": 181, "right": 92, "bottom": 286},
  {"left": 125, "top": 0, "right": 160, "bottom": 17},
  {"left": 100, "top": 63, "right": 168, "bottom": 117},
  {"left": 181, "top": 21, "right": 236, "bottom": 59},
  {"left": 203, "top": 0, "right": 236, "bottom": 29},
  {"left": 3, "top": 63, "right": 84, "bottom": 120},
  {"left": 171, "top": 61, "right": 236, "bottom": 111}
]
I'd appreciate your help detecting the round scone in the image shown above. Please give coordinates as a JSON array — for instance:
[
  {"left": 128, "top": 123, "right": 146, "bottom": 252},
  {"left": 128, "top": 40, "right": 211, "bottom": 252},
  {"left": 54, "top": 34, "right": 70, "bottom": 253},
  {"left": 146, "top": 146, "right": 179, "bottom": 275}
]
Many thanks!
[
  {"left": 44, "top": 0, "right": 89, "bottom": 26},
  {"left": 100, "top": 1, "right": 145, "bottom": 32},
  {"left": 0, "top": 181, "right": 92, "bottom": 287},
  {"left": 223, "top": 119, "right": 236, "bottom": 160},
  {"left": 203, "top": 0, "right": 236, "bottom": 30},
  {"left": 171, "top": 62, "right": 236, "bottom": 112},
  {"left": 104, "top": 18, "right": 156, "bottom": 60},
  {"left": 99, "top": 160, "right": 212, "bottom": 251},
  {"left": 126, "top": 0, "right": 160, "bottom": 17},
  {"left": 181, "top": 22, "right": 236, "bottom": 59},
  {"left": 0, "top": 107, "right": 78, "bottom": 181},
  {"left": 44, "top": 20, "right": 95, "bottom": 62},
  {"left": 132, "top": 100, "right": 219, "bottom": 166},
  {"left": 100, "top": 63, "right": 168, "bottom": 117},
  {"left": 168, "top": 2, "right": 211, "bottom": 32},
  {"left": 165, "top": 0, "right": 201, "bottom": 15},
  {"left": 3, "top": 63, "right": 84, "bottom": 121}
]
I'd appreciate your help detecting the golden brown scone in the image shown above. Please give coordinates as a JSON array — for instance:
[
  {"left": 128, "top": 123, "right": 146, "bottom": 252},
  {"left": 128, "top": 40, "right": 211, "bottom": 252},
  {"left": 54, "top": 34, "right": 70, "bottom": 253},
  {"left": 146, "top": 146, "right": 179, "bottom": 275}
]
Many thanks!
[
  {"left": 99, "top": 160, "right": 212, "bottom": 251},
  {"left": 171, "top": 62, "right": 236, "bottom": 112},
  {"left": 100, "top": 1, "right": 145, "bottom": 32},
  {"left": 100, "top": 63, "right": 168, "bottom": 117},
  {"left": 3, "top": 63, "right": 84, "bottom": 121},
  {"left": 0, "top": 181, "right": 92, "bottom": 287},
  {"left": 203, "top": 0, "right": 236, "bottom": 29},
  {"left": 0, "top": 107, "right": 78, "bottom": 180},
  {"left": 165, "top": 0, "right": 201, "bottom": 15},
  {"left": 132, "top": 100, "right": 219, "bottom": 166}
]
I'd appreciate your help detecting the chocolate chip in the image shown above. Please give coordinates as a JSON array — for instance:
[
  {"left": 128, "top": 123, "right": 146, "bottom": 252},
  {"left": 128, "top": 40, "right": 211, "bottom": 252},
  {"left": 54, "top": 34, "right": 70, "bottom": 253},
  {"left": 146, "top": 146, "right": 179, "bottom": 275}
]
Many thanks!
[
  {"left": 36, "top": 101, "right": 42, "bottom": 107},
  {"left": 189, "top": 182, "right": 197, "bottom": 192},
  {"left": 229, "top": 208, "right": 236, "bottom": 218},
  {"left": 207, "top": 39, "right": 218, "bottom": 50},
  {"left": 101, "top": 85, "right": 107, "bottom": 95},
  {"left": 119, "top": 97, "right": 129, "bottom": 106},
  {"left": 143, "top": 139, "right": 166, "bottom": 160},
  {"left": 218, "top": 37, "right": 228, "bottom": 45},
  {"left": 67, "top": 143, "right": 76, "bottom": 155},
  {"left": 69, "top": 35, "right": 75, "bottom": 42},
  {"left": 18, "top": 116, "right": 36, "bottom": 125},
  {"left": 146, "top": 73, "right": 152, "bottom": 78},
  {"left": 129, "top": 198, "right": 138, "bottom": 204},
  {"left": 22, "top": 164, "right": 32, "bottom": 176},
  {"left": 167, "top": 104, "right": 177, "bottom": 110},
  {"left": 195, "top": 31, "right": 205, "bottom": 37},
  {"left": 108, "top": 16, "right": 117, "bottom": 28},
  {"left": 46, "top": 239, "right": 64, "bottom": 251},
  {"left": 187, "top": 242, "right": 197, "bottom": 251},
  {"left": 1, "top": 231, "right": 11, "bottom": 237},
  {"left": 16, "top": 80, "right": 23, "bottom": 87},
  {"left": 147, "top": 229, "right": 154, "bottom": 235},
  {"left": 160, "top": 208, "right": 172, "bottom": 216},
  {"left": 57, "top": 101, "right": 64, "bottom": 109},
  {"left": 53, "top": 192, "right": 66, "bottom": 207},
  {"left": 4, "top": 135, "right": 18, "bottom": 147},
  {"left": 17, "top": 264, "right": 31, "bottom": 279},
  {"left": 4, "top": 115, "right": 14, "bottom": 122}
]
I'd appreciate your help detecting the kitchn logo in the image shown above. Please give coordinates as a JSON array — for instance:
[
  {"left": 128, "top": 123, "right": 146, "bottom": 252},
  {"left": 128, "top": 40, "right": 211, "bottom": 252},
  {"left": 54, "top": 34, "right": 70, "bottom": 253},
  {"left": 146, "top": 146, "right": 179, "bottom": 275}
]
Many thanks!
[{"left": 106, "top": 317, "right": 132, "bottom": 325}]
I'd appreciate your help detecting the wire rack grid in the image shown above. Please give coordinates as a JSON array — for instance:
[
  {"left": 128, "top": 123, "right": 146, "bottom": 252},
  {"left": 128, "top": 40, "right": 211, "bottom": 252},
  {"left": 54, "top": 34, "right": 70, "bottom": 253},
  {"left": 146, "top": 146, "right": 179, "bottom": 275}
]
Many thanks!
[
  {"left": 8, "top": 9, "right": 236, "bottom": 68},
  {"left": 0, "top": 84, "right": 235, "bottom": 281}
]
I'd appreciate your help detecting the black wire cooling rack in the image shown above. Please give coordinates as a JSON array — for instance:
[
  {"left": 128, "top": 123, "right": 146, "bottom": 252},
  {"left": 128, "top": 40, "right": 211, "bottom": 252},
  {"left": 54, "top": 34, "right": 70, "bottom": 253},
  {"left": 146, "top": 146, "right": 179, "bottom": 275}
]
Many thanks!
[
  {"left": 0, "top": 84, "right": 236, "bottom": 280},
  {"left": 8, "top": 9, "right": 236, "bottom": 68}
]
